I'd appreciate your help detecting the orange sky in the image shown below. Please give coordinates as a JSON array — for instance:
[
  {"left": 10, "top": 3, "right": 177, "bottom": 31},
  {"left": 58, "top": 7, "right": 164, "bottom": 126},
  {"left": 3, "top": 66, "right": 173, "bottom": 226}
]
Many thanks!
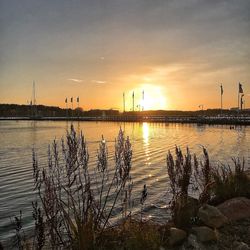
[{"left": 0, "top": 0, "right": 249, "bottom": 111}]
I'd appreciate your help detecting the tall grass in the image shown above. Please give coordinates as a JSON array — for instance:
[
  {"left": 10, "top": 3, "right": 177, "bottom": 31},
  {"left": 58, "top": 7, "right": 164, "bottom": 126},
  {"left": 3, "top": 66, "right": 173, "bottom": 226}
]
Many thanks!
[
  {"left": 166, "top": 147, "right": 193, "bottom": 228},
  {"left": 31, "top": 125, "right": 133, "bottom": 249},
  {"left": 193, "top": 147, "right": 213, "bottom": 204},
  {"left": 11, "top": 211, "right": 29, "bottom": 250},
  {"left": 166, "top": 146, "right": 250, "bottom": 228},
  {"left": 166, "top": 146, "right": 215, "bottom": 228},
  {"left": 211, "top": 158, "right": 250, "bottom": 204}
]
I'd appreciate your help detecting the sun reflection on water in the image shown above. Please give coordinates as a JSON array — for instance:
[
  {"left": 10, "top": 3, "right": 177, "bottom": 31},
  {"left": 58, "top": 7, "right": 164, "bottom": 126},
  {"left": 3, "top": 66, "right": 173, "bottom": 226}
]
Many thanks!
[{"left": 142, "top": 122, "right": 149, "bottom": 145}]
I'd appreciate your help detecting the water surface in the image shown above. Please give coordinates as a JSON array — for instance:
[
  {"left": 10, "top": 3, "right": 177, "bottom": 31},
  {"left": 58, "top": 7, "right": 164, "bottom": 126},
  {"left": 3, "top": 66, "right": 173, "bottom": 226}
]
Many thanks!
[{"left": 0, "top": 120, "right": 249, "bottom": 245}]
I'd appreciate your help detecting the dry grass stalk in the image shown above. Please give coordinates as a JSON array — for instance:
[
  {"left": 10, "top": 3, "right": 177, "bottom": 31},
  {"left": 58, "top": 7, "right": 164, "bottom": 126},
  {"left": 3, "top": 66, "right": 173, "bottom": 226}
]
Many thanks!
[
  {"left": 211, "top": 158, "right": 250, "bottom": 204},
  {"left": 31, "top": 125, "right": 133, "bottom": 249},
  {"left": 166, "top": 147, "right": 193, "bottom": 228}
]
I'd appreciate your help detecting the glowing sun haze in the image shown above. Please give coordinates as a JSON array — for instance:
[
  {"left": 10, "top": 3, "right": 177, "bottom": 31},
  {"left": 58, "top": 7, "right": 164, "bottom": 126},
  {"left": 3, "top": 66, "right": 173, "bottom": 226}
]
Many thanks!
[{"left": 0, "top": 0, "right": 249, "bottom": 110}]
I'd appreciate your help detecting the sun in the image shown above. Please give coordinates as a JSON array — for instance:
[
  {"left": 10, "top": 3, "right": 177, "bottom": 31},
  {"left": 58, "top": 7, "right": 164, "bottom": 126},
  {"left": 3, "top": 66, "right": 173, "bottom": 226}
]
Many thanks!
[
  {"left": 140, "top": 84, "right": 167, "bottom": 110},
  {"left": 125, "top": 84, "right": 168, "bottom": 111}
]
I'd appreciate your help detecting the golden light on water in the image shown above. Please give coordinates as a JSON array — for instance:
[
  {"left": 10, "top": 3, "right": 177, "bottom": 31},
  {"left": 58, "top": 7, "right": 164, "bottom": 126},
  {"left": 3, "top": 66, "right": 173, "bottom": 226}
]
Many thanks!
[{"left": 142, "top": 122, "right": 149, "bottom": 145}]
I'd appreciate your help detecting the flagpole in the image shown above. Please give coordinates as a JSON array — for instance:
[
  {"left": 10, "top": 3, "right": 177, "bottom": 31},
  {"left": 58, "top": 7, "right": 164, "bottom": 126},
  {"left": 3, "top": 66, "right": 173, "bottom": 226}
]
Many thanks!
[
  {"left": 123, "top": 92, "right": 125, "bottom": 113},
  {"left": 241, "top": 95, "right": 244, "bottom": 110},
  {"left": 241, "top": 95, "right": 242, "bottom": 110},
  {"left": 132, "top": 92, "right": 134, "bottom": 112},
  {"left": 238, "top": 91, "right": 239, "bottom": 111},
  {"left": 238, "top": 82, "right": 244, "bottom": 114},
  {"left": 221, "top": 93, "right": 222, "bottom": 112},
  {"left": 142, "top": 90, "right": 144, "bottom": 111},
  {"left": 71, "top": 97, "right": 73, "bottom": 118},
  {"left": 77, "top": 97, "right": 79, "bottom": 118},
  {"left": 65, "top": 98, "right": 68, "bottom": 118},
  {"left": 220, "top": 84, "right": 223, "bottom": 115}
]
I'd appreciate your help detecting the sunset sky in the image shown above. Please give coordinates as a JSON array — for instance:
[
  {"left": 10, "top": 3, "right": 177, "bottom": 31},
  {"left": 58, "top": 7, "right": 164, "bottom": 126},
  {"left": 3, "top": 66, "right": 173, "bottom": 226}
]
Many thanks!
[{"left": 0, "top": 0, "right": 249, "bottom": 111}]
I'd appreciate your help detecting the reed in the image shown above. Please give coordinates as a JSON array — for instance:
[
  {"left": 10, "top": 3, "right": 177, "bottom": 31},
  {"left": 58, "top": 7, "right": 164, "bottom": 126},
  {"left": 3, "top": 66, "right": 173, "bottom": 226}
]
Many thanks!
[
  {"left": 11, "top": 210, "right": 31, "bottom": 250},
  {"left": 166, "top": 147, "right": 193, "bottom": 228},
  {"left": 211, "top": 158, "right": 250, "bottom": 204},
  {"left": 31, "top": 125, "right": 133, "bottom": 249},
  {"left": 166, "top": 146, "right": 250, "bottom": 228},
  {"left": 193, "top": 147, "right": 213, "bottom": 204},
  {"left": 166, "top": 146, "right": 214, "bottom": 228}
]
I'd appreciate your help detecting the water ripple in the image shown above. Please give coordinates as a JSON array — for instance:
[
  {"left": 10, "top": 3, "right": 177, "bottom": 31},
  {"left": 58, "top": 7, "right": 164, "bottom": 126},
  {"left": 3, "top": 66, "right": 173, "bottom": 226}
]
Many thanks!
[{"left": 0, "top": 120, "right": 249, "bottom": 244}]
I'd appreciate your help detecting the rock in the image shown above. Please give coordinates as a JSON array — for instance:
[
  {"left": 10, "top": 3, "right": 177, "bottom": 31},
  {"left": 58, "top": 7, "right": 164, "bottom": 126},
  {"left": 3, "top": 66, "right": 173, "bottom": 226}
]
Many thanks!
[
  {"left": 174, "top": 196, "right": 199, "bottom": 228},
  {"left": 187, "top": 234, "right": 218, "bottom": 250},
  {"left": 233, "top": 241, "right": 250, "bottom": 250},
  {"left": 198, "top": 204, "right": 228, "bottom": 228},
  {"left": 192, "top": 226, "right": 217, "bottom": 242},
  {"left": 244, "top": 169, "right": 250, "bottom": 181},
  {"left": 186, "top": 196, "right": 199, "bottom": 213},
  {"left": 169, "top": 227, "right": 187, "bottom": 246},
  {"left": 187, "top": 234, "right": 200, "bottom": 249},
  {"left": 217, "top": 197, "right": 250, "bottom": 222}
]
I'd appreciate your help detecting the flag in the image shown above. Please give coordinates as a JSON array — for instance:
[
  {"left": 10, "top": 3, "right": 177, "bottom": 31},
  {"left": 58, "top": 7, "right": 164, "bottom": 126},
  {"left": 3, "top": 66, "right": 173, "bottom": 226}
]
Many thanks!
[
  {"left": 142, "top": 90, "right": 144, "bottom": 100},
  {"left": 220, "top": 85, "right": 223, "bottom": 95},
  {"left": 77, "top": 97, "right": 79, "bottom": 103},
  {"left": 65, "top": 98, "right": 67, "bottom": 103},
  {"left": 239, "top": 83, "right": 243, "bottom": 94},
  {"left": 71, "top": 97, "right": 73, "bottom": 102},
  {"left": 132, "top": 91, "right": 134, "bottom": 98}
]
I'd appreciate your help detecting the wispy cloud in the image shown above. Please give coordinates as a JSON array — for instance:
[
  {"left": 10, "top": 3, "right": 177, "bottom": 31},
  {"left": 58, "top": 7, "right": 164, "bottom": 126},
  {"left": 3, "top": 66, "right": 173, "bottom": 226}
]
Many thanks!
[
  {"left": 67, "top": 78, "right": 83, "bottom": 83},
  {"left": 92, "top": 80, "right": 107, "bottom": 84}
]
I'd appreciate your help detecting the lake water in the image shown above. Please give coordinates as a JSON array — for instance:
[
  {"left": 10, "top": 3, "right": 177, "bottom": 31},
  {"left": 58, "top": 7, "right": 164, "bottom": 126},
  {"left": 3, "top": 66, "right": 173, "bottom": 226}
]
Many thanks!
[{"left": 0, "top": 120, "right": 250, "bottom": 245}]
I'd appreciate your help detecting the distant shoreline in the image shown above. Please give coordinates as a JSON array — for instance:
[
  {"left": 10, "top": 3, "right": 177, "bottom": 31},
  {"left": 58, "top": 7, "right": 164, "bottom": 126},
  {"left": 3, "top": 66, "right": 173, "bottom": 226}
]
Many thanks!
[{"left": 1, "top": 103, "right": 250, "bottom": 125}]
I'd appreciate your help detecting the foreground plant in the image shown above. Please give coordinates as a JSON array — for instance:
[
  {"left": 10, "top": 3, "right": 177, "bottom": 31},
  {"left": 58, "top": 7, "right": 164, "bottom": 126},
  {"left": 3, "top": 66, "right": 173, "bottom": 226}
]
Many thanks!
[
  {"left": 211, "top": 158, "right": 250, "bottom": 204},
  {"left": 12, "top": 211, "right": 28, "bottom": 250},
  {"left": 166, "top": 146, "right": 215, "bottom": 228},
  {"left": 193, "top": 147, "right": 213, "bottom": 204},
  {"left": 31, "top": 125, "right": 133, "bottom": 249},
  {"left": 166, "top": 147, "right": 193, "bottom": 228},
  {"left": 32, "top": 201, "right": 45, "bottom": 250},
  {"left": 166, "top": 146, "right": 250, "bottom": 229}
]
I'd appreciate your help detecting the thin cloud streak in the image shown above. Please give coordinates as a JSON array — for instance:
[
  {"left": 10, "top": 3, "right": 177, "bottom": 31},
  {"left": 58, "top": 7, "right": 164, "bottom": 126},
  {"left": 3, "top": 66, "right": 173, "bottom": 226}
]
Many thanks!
[
  {"left": 92, "top": 80, "right": 107, "bottom": 84},
  {"left": 67, "top": 78, "right": 83, "bottom": 83}
]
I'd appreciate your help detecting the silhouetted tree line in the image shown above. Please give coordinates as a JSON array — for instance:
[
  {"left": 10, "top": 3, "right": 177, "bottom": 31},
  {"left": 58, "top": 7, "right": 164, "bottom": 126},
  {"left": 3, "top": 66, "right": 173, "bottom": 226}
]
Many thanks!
[{"left": 0, "top": 104, "right": 119, "bottom": 117}]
